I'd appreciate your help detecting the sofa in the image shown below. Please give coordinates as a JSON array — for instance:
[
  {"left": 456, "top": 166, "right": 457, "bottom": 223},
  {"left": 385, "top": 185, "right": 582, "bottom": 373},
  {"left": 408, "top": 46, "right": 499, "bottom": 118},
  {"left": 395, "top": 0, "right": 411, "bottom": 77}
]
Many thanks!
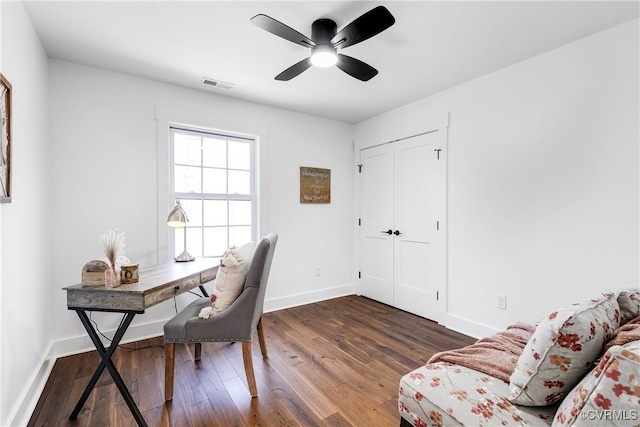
[{"left": 398, "top": 289, "right": 640, "bottom": 426}]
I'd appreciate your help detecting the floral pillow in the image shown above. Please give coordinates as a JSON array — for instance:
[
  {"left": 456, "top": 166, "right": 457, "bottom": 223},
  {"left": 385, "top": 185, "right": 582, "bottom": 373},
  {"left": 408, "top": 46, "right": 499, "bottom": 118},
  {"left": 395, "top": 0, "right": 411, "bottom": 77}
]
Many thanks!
[
  {"left": 552, "top": 342, "right": 640, "bottom": 426},
  {"left": 509, "top": 292, "right": 620, "bottom": 406}
]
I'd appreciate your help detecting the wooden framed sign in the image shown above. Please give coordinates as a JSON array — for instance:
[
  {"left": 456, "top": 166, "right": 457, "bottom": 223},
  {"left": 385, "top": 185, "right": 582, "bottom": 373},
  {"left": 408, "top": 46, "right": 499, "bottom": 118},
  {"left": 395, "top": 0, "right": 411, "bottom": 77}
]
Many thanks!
[
  {"left": 0, "top": 73, "right": 11, "bottom": 203},
  {"left": 300, "top": 167, "right": 330, "bottom": 204}
]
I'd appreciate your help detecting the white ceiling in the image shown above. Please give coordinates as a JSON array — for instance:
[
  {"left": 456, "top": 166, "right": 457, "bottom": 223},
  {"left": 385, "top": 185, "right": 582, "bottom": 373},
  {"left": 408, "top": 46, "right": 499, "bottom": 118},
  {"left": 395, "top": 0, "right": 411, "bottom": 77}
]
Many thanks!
[{"left": 23, "top": 1, "right": 639, "bottom": 124}]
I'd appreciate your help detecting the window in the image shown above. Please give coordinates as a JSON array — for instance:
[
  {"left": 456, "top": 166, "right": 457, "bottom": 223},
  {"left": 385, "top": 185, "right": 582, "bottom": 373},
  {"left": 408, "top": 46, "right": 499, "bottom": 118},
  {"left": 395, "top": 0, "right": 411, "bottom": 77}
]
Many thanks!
[{"left": 170, "top": 126, "right": 256, "bottom": 259}]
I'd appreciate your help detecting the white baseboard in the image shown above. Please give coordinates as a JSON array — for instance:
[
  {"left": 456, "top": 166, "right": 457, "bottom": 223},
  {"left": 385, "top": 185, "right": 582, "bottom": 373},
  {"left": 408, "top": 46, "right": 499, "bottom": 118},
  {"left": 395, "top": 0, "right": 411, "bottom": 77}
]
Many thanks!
[
  {"left": 441, "top": 313, "right": 501, "bottom": 339},
  {"left": 6, "top": 343, "right": 56, "bottom": 427},
  {"left": 50, "top": 320, "right": 168, "bottom": 359},
  {"left": 263, "top": 283, "right": 356, "bottom": 313}
]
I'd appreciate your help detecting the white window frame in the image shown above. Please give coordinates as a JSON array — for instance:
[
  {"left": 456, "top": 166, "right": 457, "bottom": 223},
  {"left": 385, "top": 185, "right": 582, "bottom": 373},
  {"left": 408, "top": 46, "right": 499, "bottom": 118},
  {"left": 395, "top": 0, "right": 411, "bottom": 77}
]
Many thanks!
[
  {"left": 155, "top": 106, "right": 265, "bottom": 264},
  {"left": 168, "top": 125, "right": 257, "bottom": 260}
]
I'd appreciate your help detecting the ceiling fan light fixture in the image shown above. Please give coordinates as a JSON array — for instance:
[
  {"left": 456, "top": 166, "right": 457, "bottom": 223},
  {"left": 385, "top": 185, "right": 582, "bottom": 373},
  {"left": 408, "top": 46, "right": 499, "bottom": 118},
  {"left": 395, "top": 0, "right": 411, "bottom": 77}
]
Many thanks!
[
  {"left": 251, "top": 6, "right": 395, "bottom": 80},
  {"left": 310, "top": 45, "right": 337, "bottom": 68}
]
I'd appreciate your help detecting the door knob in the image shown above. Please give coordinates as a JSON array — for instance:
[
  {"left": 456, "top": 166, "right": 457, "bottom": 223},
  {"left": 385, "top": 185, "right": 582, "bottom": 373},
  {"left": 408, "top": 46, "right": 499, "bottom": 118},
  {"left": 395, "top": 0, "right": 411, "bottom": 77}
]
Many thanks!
[
  {"left": 394, "top": 230, "right": 402, "bottom": 236},
  {"left": 381, "top": 229, "right": 393, "bottom": 235}
]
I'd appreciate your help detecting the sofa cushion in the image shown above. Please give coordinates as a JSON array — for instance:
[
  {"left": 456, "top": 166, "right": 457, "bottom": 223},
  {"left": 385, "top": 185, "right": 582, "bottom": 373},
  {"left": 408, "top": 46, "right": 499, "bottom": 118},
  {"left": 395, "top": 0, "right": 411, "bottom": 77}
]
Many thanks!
[
  {"left": 552, "top": 341, "right": 640, "bottom": 426},
  {"left": 399, "top": 362, "right": 557, "bottom": 426},
  {"left": 616, "top": 288, "right": 640, "bottom": 325},
  {"left": 509, "top": 292, "right": 620, "bottom": 406},
  {"left": 211, "top": 241, "right": 256, "bottom": 315}
]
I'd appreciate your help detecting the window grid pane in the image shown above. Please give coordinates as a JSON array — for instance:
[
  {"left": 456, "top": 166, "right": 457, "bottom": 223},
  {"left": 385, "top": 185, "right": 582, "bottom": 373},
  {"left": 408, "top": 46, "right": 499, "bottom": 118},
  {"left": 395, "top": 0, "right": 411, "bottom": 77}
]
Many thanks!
[
  {"left": 180, "top": 199, "right": 203, "bottom": 227},
  {"left": 204, "top": 200, "right": 228, "bottom": 226},
  {"left": 174, "top": 165, "right": 201, "bottom": 193},
  {"left": 203, "top": 227, "right": 228, "bottom": 257},
  {"left": 228, "top": 170, "right": 251, "bottom": 195},
  {"left": 202, "top": 137, "right": 227, "bottom": 168},
  {"left": 229, "top": 201, "right": 252, "bottom": 226},
  {"left": 229, "top": 226, "right": 252, "bottom": 248},
  {"left": 228, "top": 140, "right": 251, "bottom": 170},
  {"left": 174, "top": 133, "right": 202, "bottom": 166},
  {"left": 202, "top": 168, "right": 227, "bottom": 194},
  {"left": 170, "top": 127, "right": 255, "bottom": 260}
]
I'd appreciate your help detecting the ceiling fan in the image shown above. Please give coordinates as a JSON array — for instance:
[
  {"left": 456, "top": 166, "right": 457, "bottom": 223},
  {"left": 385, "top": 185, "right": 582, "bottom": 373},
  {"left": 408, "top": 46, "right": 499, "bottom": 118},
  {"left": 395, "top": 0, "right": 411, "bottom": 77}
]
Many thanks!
[{"left": 250, "top": 6, "right": 395, "bottom": 81}]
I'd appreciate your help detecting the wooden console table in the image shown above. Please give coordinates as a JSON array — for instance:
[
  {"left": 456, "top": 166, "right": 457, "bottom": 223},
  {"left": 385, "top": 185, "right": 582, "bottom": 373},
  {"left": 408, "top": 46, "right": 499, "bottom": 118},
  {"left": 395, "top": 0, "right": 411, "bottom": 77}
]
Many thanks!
[{"left": 63, "top": 258, "right": 219, "bottom": 427}]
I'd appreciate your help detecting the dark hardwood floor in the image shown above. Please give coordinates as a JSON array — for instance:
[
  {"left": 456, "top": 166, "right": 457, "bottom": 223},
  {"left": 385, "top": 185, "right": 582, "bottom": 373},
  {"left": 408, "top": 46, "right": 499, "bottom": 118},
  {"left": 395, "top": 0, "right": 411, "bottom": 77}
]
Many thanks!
[{"left": 29, "top": 296, "right": 475, "bottom": 426}]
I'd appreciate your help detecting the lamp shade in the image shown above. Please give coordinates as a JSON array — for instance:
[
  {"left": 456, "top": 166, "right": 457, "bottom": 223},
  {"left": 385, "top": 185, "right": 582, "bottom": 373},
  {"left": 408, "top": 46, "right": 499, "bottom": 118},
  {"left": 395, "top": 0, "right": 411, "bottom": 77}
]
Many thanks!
[{"left": 167, "top": 201, "right": 188, "bottom": 227}]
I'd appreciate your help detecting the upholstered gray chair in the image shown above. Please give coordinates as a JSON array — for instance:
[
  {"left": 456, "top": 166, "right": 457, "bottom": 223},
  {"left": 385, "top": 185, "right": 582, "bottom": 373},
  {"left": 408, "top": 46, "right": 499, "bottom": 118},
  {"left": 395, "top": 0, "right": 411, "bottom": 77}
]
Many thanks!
[{"left": 163, "top": 233, "right": 278, "bottom": 400}]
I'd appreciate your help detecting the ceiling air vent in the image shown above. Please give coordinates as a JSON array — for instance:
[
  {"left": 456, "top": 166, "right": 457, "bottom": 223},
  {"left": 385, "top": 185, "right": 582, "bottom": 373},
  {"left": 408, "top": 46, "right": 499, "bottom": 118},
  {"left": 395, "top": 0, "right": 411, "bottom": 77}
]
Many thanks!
[{"left": 201, "top": 78, "right": 234, "bottom": 89}]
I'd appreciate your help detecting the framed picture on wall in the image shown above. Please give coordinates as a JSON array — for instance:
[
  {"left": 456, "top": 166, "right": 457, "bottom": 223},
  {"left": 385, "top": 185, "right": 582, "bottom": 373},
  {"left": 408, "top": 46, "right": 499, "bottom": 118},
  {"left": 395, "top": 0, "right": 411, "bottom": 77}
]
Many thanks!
[
  {"left": 1, "top": 73, "right": 11, "bottom": 203},
  {"left": 300, "top": 166, "right": 331, "bottom": 204}
]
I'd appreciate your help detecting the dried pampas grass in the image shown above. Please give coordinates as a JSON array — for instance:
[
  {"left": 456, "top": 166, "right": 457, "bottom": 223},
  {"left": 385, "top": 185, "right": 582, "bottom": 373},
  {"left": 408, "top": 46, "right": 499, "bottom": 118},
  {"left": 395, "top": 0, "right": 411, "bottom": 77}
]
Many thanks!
[{"left": 99, "top": 229, "right": 127, "bottom": 270}]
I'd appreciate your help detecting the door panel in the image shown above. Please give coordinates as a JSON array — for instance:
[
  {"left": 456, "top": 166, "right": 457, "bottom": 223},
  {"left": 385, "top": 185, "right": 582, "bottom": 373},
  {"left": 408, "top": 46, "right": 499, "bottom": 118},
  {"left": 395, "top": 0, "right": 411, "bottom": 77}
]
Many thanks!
[
  {"left": 393, "top": 133, "right": 441, "bottom": 319},
  {"left": 359, "top": 144, "right": 394, "bottom": 305},
  {"left": 398, "top": 240, "right": 432, "bottom": 292}
]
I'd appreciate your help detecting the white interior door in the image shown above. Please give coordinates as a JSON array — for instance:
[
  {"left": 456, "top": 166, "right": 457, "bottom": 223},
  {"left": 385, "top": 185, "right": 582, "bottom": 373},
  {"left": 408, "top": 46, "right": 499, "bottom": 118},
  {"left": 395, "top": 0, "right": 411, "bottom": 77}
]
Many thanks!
[
  {"left": 359, "top": 131, "right": 446, "bottom": 321},
  {"left": 393, "top": 133, "right": 444, "bottom": 319},
  {"left": 359, "top": 143, "right": 394, "bottom": 305}
]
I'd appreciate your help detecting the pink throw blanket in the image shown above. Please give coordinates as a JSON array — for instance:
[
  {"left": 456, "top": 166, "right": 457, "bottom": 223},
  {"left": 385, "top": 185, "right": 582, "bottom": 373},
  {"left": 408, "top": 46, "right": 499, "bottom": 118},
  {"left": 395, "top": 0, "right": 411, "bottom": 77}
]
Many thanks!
[
  {"left": 427, "top": 322, "right": 536, "bottom": 383},
  {"left": 604, "top": 316, "right": 640, "bottom": 352}
]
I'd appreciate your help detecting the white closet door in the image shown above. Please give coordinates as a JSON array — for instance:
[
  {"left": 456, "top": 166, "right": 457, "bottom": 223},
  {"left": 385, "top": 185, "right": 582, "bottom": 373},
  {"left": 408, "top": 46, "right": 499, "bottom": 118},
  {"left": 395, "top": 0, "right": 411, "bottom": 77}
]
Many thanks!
[
  {"left": 359, "top": 143, "right": 394, "bottom": 305},
  {"left": 393, "top": 132, "right": 444, "bottom": 319},
  {"left": 359, "top": 131, "right": 446, "bottom": 321}
]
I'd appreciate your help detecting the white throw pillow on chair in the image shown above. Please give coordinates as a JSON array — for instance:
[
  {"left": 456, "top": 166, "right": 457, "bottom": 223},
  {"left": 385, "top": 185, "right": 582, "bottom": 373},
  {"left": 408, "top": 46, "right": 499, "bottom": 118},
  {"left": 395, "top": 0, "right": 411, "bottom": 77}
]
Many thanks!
[{"left": 211, "top": 241, "right": 256, "bottom": 315}]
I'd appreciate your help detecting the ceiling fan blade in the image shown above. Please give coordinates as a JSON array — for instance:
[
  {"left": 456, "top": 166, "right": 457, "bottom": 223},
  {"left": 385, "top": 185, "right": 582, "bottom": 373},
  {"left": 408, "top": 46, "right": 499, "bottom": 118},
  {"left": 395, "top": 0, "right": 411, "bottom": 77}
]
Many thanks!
[
  {"left": 251, "top": 14, "right": 316, "bottom": 48},
  {"left": 336, "top": 54, "right": 378, "bottom": 81},
  {"left": 330, "top": 6, "right": 395, "bottom": 49},
  {"left": 275, "top": 58, "right": 313, "bottom": 81}
]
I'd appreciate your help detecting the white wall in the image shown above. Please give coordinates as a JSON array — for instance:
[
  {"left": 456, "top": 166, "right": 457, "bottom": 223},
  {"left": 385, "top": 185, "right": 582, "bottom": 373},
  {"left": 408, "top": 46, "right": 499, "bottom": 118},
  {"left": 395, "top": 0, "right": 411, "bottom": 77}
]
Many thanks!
[
  {"left": 355, "top": 18, "right": 640, "bottom": 337},
  {"left": 48, "top": 59, "right": 355, "bottom": 353},
  {"left": 0, "top": 2, "right": 52, "bottom": 425}
]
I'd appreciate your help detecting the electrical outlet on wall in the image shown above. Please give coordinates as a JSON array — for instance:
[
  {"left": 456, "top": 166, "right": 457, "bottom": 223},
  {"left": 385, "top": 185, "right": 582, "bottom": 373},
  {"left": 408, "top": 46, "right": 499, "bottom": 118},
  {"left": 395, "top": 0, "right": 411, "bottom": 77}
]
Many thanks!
[
  {"left": 315, "top": 267, "right": 321, "bottom": 277},
  {"left": 497, "top": 294, "right": 507, "bottom": 310}
]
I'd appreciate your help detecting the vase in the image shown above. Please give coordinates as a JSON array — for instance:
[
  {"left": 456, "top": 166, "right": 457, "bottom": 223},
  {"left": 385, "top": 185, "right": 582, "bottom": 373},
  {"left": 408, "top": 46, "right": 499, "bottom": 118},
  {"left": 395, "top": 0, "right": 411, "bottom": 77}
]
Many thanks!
[{"left": 105, "top": 267, "right": 122, "bottom": 288}]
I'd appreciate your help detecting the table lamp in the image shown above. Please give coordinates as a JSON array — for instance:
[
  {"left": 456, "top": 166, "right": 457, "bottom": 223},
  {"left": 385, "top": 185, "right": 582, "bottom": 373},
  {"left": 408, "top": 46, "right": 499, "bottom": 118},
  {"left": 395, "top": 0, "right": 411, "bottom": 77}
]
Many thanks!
[{"left": 167, "top": 200, "right": 195, "bottom": 262}]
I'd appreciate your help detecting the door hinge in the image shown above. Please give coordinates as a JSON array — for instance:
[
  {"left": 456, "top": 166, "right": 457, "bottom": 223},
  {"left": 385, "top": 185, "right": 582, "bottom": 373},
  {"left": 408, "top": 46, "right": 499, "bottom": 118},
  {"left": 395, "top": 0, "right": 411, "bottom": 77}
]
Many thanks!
[
  {"left": 358, "top": 271, "right": 361, "bottom": 279},
  {"left": 434, "top": 148, "right": 442, "bottom": 160},
  {"left": 357, "top": 164, "right": 363, "bottom": 173},
  {"left": 436, "top": 220, "right": 440, "bottom": 231},
  {"left": 358, "top": 218, "right": 361, "bottom": 226},
  {"left": 437, "top": 291, "right": 439, "bottom": 301}
]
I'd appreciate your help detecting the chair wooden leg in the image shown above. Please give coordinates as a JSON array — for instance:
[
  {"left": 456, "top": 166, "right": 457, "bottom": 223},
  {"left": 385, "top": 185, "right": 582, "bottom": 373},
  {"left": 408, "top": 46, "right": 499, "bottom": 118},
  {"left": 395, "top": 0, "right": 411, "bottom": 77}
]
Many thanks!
[
  {"left": 164, "top": 343, "right": 175, "bottom": 401},
  {"left": 257, "top": 317, "right": 268, "bottom": 358},
  {"left": 242, "top": 341, "right": 258, "bottom": 397},
  {"left": 184, "top": 343, "right": 202, "bottom": 364},
  {"left": 194, "top": 342, "right": 202, "bottom": 361}
]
